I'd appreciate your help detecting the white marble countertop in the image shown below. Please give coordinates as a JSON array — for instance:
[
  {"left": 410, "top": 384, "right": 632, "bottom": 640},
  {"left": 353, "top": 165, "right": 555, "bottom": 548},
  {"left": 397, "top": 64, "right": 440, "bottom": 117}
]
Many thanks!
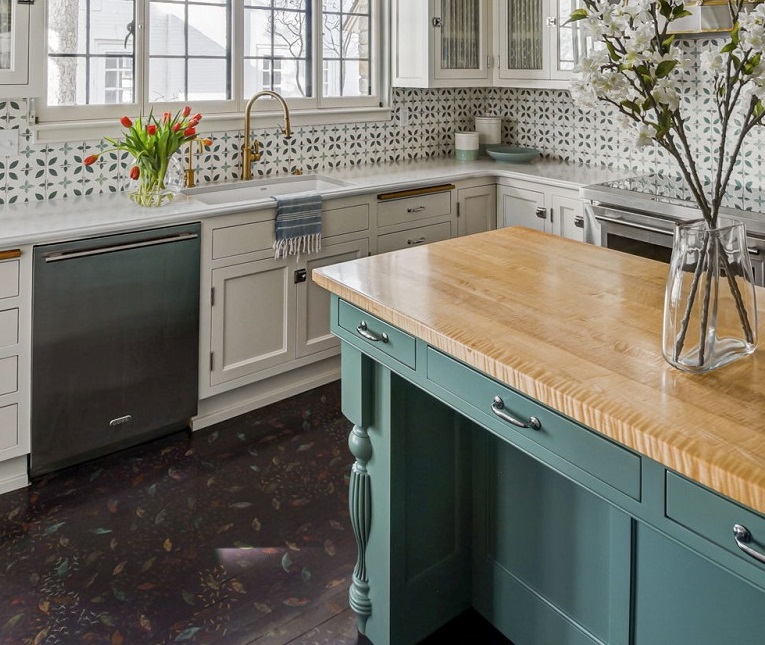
[{"left": 0, "top": 158, "right": 625, "bottom": 247}]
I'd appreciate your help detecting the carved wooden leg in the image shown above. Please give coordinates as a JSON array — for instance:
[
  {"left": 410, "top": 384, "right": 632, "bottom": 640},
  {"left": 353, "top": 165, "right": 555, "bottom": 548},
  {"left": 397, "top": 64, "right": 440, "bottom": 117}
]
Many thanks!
[{"left": 348, "top": 423, "right": 373, "bottom": 633}]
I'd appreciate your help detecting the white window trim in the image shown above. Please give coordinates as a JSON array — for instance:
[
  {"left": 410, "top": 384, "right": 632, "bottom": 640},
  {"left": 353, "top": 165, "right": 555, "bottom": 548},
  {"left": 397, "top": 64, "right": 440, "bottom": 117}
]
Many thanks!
[{"left": 32, "top": 0, "right": 391, "bottom": 143}]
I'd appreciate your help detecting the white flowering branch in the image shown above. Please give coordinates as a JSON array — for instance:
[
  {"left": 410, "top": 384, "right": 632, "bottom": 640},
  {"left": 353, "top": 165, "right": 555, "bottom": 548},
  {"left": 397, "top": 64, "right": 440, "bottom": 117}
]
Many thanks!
[
  {"left": 570, "top": 0, "right": 765, "bottom": 227},
  {"left": 569, "top": 0, "right": 764, "bottom": 361}
]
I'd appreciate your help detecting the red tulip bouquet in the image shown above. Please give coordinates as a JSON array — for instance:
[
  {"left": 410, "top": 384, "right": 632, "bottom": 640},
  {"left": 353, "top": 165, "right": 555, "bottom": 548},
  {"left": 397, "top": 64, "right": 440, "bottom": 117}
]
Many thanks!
[{"left": 84, "top": 106, "right": 211, "bottom": 207}]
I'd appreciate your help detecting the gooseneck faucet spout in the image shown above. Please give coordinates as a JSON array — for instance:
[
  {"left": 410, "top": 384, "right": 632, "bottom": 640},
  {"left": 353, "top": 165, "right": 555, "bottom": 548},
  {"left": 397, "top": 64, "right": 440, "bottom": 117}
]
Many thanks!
[{"left": 241, "top": 90, "right": 293, "bottom": 181}]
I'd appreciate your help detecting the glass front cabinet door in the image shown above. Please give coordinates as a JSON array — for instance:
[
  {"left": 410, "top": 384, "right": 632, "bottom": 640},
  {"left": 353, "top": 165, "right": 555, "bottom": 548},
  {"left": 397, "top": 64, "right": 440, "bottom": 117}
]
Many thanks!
[
  {"left": 432, "top": 0, "right": 489, "bottom": 82},
  {"left": 496, "top": 0, "right": 588, "bottom": 84},
  {"left": 391, "top": 0, "right": 490, "bottom": 87},
  {"left": 0, "top": 0, "right": 44, "bottom": 98},
  {"left": 0, "top": 0, "right": 30, "bottom": 87}
]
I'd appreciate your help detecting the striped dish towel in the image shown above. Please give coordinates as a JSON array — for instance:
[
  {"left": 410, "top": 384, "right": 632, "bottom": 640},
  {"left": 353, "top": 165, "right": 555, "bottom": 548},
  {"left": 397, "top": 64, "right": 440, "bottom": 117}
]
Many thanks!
[{"left": 272, "top": 192, "right": 323, "bottom": 259}]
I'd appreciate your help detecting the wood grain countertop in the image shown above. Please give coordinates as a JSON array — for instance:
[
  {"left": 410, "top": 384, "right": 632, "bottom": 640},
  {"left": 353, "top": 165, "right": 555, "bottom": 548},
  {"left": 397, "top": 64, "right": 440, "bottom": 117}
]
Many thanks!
[{"left": 313, "top": 226, "right": 765, "bottom": 515}]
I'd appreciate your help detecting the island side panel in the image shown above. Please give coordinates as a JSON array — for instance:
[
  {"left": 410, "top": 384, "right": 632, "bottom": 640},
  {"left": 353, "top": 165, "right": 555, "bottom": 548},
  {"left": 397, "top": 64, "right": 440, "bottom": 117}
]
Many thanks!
[{"left": 335, "top": 309, "right": 472, "bottom": 644}]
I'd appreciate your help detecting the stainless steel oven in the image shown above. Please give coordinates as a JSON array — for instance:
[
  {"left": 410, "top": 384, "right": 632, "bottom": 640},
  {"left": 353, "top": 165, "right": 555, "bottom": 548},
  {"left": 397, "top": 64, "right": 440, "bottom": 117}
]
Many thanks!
[{"left": 581, "top": 178, "right": 765, "bottom": 288}]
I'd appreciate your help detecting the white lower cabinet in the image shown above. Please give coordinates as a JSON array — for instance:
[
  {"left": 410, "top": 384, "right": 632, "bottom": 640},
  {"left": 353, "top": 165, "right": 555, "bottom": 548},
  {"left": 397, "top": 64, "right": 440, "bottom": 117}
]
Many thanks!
[
  {"left": 0, "top": 247, "right": 31, "bottom": 494},
  {"left": 457, "top": 182, "right": 497, "bottom": 236},
  {"left": 210, "top": 254, "right": 295, "bottom": 387},
  {"left": 497, "top": 177, "right": 585, "bottom": 241},
  {"left": 200, "top": 196, "right": 372, "bottom": 401},
  {"left": 298, "top": 238, "right": 370, "bottom": 359}
]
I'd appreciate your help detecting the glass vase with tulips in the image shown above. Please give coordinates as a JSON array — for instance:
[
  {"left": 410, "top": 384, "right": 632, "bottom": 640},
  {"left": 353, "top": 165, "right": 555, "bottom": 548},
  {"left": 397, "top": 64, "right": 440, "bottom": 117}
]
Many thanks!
[{"left": 84, "top": 106, "right": 211, "bottom": 207}]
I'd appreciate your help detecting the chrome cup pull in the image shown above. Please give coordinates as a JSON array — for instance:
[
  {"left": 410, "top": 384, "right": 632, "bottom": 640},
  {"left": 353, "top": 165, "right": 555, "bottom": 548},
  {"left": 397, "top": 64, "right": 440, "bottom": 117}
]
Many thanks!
[
  {"left": 357, "top": 321, "right": 389, "bottom": 343},
  {"left": 491, "top": 396, "right": 541, "bottom": 431},
  {"left": 733, "top": 524, "right": 765, "bottom": 564},
  {"left": 407, "top": 206, "right": 426, "bottom": 213}
]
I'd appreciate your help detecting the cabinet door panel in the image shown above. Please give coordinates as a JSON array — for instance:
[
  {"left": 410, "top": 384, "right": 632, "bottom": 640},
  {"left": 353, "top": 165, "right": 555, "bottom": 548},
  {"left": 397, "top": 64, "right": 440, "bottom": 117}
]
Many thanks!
[
  {"left": 498, "top": 185, "right": 547, "bottom": 231},
  {"left": 552, "top": 192, "right": 585, "bottom": 241},
  {"left": 633, "top": 522, "right": 765, "bottom": 644},
  {"left": 458, "top": 185, "right": 496, "bottom": 236},
  {"left": 498, "top": 0, "right": 551, "bottom": 80},
  {"left": 297, "top": 238, "right": 369, "bottom": 359},
  {"left": 473, "top": 432, "right": 631, "bottom": 645},
  {"left": 210, "top": 258, "right": 294, "bottom": 386},
  {"left": 0, "top": 2, "right": 29, "bottom": 88},
  {"left": 433, "top": 0, "right": 489, "bottom": 80}
]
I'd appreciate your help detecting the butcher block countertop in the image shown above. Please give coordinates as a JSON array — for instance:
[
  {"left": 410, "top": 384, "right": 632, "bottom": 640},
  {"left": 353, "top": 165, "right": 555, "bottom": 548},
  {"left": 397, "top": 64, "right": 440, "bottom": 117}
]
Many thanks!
[{"left": 313, "top": 226, "right": 765, "bottom": 516}]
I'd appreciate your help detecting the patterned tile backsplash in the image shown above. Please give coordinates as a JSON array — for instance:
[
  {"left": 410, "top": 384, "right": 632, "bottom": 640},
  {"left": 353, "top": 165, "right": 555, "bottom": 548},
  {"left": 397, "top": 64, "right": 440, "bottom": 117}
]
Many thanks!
[{"left": 0, "top": 37, "right": 762, "bottom": 205}]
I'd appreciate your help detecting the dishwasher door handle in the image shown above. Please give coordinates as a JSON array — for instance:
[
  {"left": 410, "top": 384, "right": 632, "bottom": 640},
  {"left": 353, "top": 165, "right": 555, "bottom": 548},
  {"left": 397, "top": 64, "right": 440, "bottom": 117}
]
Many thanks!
[{"left": 44, "top": 232, "right": 199, "bottom": 262}]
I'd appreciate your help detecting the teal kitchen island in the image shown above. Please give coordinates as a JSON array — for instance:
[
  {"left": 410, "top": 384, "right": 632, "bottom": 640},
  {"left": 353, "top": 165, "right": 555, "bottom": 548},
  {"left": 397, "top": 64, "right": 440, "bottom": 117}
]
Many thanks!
[{"left": 312, "top": 226, "right": 765, "bottom": 645}]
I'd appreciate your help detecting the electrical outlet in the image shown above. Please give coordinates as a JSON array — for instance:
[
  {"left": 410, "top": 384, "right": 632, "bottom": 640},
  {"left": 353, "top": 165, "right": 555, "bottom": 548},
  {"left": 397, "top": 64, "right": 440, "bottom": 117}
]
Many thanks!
[{"left": 0, "top": 130, "right": 19, "bottom": 156}]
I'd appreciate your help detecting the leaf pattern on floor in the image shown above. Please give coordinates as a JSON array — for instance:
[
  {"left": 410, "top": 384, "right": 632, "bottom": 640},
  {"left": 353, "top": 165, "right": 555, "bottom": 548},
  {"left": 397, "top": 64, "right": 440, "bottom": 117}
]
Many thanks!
[{"left": 0, "top": 382, "right": 357, "bottom": 644}]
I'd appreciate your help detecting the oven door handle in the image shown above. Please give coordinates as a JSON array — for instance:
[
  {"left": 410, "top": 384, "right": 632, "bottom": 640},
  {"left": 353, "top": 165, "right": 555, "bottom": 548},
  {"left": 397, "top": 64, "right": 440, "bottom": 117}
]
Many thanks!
[{"left": 594, "top": 214, "right": 672, "bottom": 237}]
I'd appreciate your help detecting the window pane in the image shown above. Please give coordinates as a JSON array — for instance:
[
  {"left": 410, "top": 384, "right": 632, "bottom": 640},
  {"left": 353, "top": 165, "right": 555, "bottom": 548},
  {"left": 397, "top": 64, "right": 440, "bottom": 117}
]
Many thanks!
[
  {"left": 322, "top": 1, "right": 371, "bottom": 98},
  {"left": 47, "top": 0, "right": 136, "bottom": 106},
  {"left": 244, "top": 58, "right": 306, "bottom": 98},
  {"left": 149, "top": 0, "right": 231, "bottom": 102},
  {"left": 244, "top": 1, "right": 312, "bottom": 98}
]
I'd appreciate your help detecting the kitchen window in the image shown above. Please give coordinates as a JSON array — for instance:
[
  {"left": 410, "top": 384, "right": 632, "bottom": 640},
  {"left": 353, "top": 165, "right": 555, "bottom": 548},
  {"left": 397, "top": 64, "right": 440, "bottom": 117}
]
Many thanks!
[{"left": 37, "top": 0, "right": 384, "bottom": 136}]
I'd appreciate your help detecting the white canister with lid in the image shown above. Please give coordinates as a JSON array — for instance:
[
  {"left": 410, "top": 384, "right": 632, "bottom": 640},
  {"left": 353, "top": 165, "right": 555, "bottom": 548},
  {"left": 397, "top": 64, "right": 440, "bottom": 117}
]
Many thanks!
[
  {"left": 454, "top": 131, "right": 479, "bottom": 161},
  {"left": 474, "top": 115, "right": 501, "bottom": 154}
]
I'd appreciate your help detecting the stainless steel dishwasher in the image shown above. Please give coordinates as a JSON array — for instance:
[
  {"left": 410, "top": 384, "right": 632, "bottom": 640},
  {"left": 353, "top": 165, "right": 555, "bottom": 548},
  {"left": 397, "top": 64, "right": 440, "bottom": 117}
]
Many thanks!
[{"left": 30, "top": 223, "right": 201, "bottom": 477}]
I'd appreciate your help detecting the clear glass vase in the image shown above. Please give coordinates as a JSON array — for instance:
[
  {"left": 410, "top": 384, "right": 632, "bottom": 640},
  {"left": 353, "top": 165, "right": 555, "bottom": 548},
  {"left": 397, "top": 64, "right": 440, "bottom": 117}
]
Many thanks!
[
  {"left": 124, "top": 153, "right": 183, "bottom": 207},
  {"left": 662, "top": 217, "right": 758, "bottom": 373}
]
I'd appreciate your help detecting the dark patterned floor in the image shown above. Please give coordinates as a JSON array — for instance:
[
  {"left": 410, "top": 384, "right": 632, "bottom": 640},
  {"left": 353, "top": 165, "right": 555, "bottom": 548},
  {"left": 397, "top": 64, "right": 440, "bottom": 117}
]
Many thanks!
[{"left": 0, "top": 381, "right": 509, "bottom": 644}]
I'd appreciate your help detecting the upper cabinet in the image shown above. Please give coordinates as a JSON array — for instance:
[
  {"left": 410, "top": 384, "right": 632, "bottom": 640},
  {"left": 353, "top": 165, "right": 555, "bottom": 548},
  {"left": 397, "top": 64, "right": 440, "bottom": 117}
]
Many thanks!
[
  {"left": 0, "top": 0, "right": 42, "bottom": 97},
  {"left": 495, "top": 0, "right": 587, "bottom": 87},
  {"left": 391, "top": 0, "right": 491, "bottom": 88},
  {"left": 391, "top": 0, "right": 587, "bottom": 90}
]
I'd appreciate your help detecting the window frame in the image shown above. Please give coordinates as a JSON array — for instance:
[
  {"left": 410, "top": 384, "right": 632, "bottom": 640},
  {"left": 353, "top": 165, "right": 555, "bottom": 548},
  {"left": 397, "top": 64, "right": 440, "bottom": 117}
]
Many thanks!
[{"left": 34, "top": 0, "right": 389, "bottom": 142}]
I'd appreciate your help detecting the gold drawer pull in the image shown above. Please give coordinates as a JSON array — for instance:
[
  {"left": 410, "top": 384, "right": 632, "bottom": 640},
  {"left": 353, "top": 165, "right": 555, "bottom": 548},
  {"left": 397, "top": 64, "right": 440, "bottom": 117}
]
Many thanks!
[
  {"left": 0, "top": 249, "right": 21, "bottom": 261},
  {"left": 376, "top": 183, "right": 455, "bottom": 201},
  {"left": 491, "top": 396, "right": 541, "bottom": 430},
  {"left": 733, "top": 524, "right": 765, "bottom": 564},
  {"left": 356, "top": 321, "right": 389, "bottom": 343}
]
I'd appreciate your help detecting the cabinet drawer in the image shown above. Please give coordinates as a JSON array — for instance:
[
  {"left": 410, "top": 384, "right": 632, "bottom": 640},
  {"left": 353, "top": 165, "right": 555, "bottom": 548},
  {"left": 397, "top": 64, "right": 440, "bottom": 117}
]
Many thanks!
[
  {"left": 0, "top": 308, "right": 18, "bottom": 348},
  {"left": 0, "top": 260, "right": 19, "bottom": 300},
  {"left": 377, "top": 221, "right": 452, "bottom": 254},
  {"left": 323, "top": 204, "right": 369, "bottom": 239},
  {"left": 666, "top": 472, "right": 765, "bottom": 570},
  {"left": 212, "top": 219, "right": 275, "bottom": 259},
  {"left": 427, "top": 348, "right": 641, "bottom": 500},
  {"left": 377, "top": 191, "right": 452, "bottom": 228},
  {"left": 0, "top": 403, "right": 18, "bottom": 451},
  {"left": 338, "top": 300, "right": 416, "bottom": 369},
  {"left": 0, "top": 355, "right": 17, "bottom": 396}
]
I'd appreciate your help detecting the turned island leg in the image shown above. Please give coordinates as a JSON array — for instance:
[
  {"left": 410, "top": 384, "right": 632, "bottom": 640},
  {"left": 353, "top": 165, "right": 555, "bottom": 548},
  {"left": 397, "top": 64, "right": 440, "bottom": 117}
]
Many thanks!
[
  {"left": 340, "top": 345, "right": 376, "bottom": 634},
  {"left": 348, "top": 423, "right": 372, "bottom": 632}
]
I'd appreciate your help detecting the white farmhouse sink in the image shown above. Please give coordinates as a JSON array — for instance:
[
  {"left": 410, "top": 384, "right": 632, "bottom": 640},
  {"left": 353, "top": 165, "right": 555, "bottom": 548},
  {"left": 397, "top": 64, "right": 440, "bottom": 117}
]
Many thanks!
[{"left": 184, "top": 175, "right": 352, "bottom": 205}]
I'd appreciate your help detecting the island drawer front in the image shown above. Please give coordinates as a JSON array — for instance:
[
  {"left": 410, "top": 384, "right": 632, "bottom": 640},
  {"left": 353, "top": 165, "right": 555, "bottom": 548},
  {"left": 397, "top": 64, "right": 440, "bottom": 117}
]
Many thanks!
[
  {"left": 337, "top": 300, "right": 416, "bottom": 369},
  {"left": 0, "top": 260, "right": 19, "bottom": 300},
  {"left": 666, "top": 472, "right": 765, "bottom": 570},
  {"left": 377, "top": 191, "right": 452, "bottom": 228},
  {"left": 376, "top": 221, "right": 452, "bottom": 254},
  {"left": 212, "top": 220, "right": 275, "bottom": 259},
  {"left": 323, "top": 204, "right": 369, "bottom": 239},
  {"left": 427, "top": 349, "right": 641, "bottom": 500}
]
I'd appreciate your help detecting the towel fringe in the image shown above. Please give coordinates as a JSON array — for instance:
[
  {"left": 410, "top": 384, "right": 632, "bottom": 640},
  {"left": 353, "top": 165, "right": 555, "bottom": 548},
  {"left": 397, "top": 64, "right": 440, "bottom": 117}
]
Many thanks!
[{"left": 273, "top": 233, "right": 322, "bottom": 260}]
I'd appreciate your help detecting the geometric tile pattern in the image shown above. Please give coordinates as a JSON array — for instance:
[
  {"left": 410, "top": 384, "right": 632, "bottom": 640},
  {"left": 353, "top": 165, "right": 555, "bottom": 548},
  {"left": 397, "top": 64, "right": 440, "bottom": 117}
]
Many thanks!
[{"left": 0, "top": 37, "right": 760, "bottom": 205}]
